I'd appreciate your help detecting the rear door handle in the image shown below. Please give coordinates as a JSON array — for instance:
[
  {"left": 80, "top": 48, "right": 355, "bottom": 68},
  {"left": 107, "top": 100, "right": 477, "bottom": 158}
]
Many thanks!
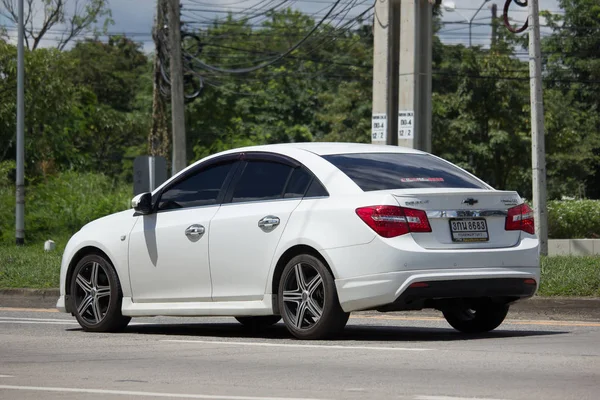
[
  {"left": 185, "top": 224, "right": 205, "bottom": 241},
  {"left": 258, "top": 216, "right": 280, "bottom": 233}
]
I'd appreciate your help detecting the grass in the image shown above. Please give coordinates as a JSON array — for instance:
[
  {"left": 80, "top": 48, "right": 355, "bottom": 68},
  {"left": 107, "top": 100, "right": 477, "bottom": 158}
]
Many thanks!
[
  {"left": 538, "top": 256, "right": 600, "bottom": 297},
  {"left": 1, "top": 242, "right": 599, "bottom": 296},
  {"left": 0, "top": 238, "right": 67, "bottom": 289}
]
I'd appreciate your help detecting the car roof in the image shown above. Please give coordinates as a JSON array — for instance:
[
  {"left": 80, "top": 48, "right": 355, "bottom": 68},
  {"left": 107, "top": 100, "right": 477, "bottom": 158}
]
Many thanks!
[{"left": 226, "top": 142, "right": 426, "bottom": 156}]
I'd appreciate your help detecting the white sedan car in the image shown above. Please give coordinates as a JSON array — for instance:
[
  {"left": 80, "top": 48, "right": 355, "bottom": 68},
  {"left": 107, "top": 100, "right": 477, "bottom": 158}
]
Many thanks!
[{"left": 57, "top": 143, "right": 539, "bottom": 339}]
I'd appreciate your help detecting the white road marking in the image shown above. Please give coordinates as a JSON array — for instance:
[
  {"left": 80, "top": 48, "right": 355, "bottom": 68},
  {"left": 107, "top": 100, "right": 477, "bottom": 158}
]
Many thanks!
[
  {"left": 0, "top": 375, "right": 14, "bottom": 378},
  {"left": 0, "top": 385, "right": 328, "bottom": 400},
  {"left": 0, "top": 321, "right": 79, "bottom": 325},
  {"left": 162, "top": 339, "right": 432, "bottom": 351},
  {"left": 416, "top": 396, "right": 508, "bottom": 400},
  {"left": 0, "top": 317, "right": 74, "bottom": 322}
]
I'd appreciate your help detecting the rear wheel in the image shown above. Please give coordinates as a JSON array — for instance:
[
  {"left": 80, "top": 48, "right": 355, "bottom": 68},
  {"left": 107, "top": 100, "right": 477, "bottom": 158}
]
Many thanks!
[
  {"left": 235, "top": 316, "right": 281, "bottom": 329},
  {"left": 70, "top": 254, "right": 131, "bottom": 332},
  {"left": 443, "top": 301, "right": 509, "bottom": 333},
  {"left": 278, "top": 254, "right": 349, "bottom": 340}
]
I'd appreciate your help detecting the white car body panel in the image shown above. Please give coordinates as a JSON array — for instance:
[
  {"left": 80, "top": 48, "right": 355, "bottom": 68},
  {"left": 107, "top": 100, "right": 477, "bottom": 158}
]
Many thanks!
[
  {"left": 57, "top": 142, "right": 540, "bottom": 319},
  {"left": 209, "top": 199, "right": 302, "bottom": 301},
  {"left": 127, "top": 206, "right": 218, "bottom": 303}
]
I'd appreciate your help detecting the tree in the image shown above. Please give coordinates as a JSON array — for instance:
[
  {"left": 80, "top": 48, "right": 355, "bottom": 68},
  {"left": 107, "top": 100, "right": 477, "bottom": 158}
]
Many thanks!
[
  {"left": 67, "top": 36, "right": 148, "bottom": 112},
  {"left": 540, "top": 0, "right": 600, "bottom": 198},
  {"left": 0, "top": 0, "right": 111, "bottom": 50}
]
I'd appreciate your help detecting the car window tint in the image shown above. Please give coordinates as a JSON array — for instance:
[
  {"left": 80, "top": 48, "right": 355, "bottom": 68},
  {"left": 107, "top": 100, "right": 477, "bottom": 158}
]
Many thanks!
[
  {"left": 322, "top": 153, "right": 487, "bottom": 191},
  {"left": 284, "top": 168, "right": 312, "bottom": 198},
  {"left": 305, "top": 178, "right": 328, "bottom": 198},
  {"left": 232, "top": 161, "right": 293, "bottom": 203},
  {"left": 158, "top": 162, "right": 234, "bottom": 210}
]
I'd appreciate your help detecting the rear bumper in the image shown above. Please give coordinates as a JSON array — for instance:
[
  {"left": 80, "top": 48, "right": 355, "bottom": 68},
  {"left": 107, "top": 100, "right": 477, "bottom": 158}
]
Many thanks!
[{"left": 334, "top": 267, "right": 539, "bottom": 313}]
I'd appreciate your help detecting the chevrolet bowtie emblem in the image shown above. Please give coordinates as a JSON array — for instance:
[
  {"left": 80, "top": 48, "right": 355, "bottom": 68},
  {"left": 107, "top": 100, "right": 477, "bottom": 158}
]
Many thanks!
[{"left": 462, "top": 198, "right": 479, "bottom": 206}]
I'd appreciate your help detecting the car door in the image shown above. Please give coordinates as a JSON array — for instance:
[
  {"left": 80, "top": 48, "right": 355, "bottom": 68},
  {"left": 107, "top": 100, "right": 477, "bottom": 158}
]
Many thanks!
[
  {"left": 128, "top": 158, "right": 239, "bottom": 303},
  {"left": 209, "top": 154, "right": 313, "bottom": 301}
]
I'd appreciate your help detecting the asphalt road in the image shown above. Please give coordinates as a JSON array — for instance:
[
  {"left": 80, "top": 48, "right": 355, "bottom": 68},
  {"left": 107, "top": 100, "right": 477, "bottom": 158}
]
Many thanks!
[{"left": 0, "top": 307, "right": 599, "bottom": 400}]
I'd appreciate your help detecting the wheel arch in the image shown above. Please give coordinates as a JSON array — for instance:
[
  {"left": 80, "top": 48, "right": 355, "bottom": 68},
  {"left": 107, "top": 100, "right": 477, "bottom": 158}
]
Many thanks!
[
  {"left": 64, "top": 246, "right": 118, "bottom": 312},
  {"left": 270, "top": 244, "right": 336, "bottom": 314}
]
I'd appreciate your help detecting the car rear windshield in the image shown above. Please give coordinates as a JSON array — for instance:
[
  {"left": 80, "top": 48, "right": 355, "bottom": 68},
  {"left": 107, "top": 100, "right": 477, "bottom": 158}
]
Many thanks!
[{"left": 322, "top": 153, "right": 488, "bottom": 191}]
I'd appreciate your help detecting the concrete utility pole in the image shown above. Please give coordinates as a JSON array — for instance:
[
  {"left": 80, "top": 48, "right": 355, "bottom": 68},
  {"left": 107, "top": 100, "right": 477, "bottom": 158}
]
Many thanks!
[
  {"left": 167, "top": 0, "right": 186, "bottom": 175},
  {"left": 15, "top": 0, "right": 25, "bottom": 246},
  {"left": 371, "top": 0, "right": 433, "bottom": 152},
  {"left": 528, "top": 0, "right": 548, "bottom": 255}
]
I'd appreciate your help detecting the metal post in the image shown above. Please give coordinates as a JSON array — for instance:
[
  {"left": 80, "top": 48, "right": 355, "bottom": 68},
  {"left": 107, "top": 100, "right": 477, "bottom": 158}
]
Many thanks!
[
  {"left": 469, "top": 21, "right": 472, "bottom": 47},
  {"left": 167, "top": 0, "right": 186, "bottom": 175},
  {"left": 528, "top": 0, "right": 547, "bottom": 255},
  {"left": 15, "top": 0, "right": 25, "bottom": 246},
  {"left": 386, "top": 0, "right": 400, "bottom": 146}
]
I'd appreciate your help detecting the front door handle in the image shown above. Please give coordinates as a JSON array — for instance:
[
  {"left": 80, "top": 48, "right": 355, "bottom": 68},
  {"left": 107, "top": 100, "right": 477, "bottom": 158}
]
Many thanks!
[
  {"left": 258, "top": 216, "right": 280, "bottom": 233},
  {"left": 185, "top": 224, "right": 205, "bottom": 241}
]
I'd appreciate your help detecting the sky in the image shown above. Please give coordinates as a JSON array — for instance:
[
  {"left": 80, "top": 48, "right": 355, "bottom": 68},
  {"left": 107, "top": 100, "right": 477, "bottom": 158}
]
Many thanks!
[{"left": 1, "top": 0, "right": 563, "bottom": 52}]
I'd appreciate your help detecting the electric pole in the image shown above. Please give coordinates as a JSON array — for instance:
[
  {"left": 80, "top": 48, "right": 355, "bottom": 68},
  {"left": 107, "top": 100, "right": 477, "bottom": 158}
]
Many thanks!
[
  {"left": 167, "top": 0, "right": 186, "bottom": 175},
  {"left": 150, "top": 0, "right": 170, "bottom": 161},
  {"left": 372, "top": 0, "right": 433, "bottom": 152},
  {"left": 386, "top": 0, "right": 401, "bottom": 147},
  {"left": 15, "top": 0, "right": 25, "bottom": 246},
  {"left": 528, "top": 0, "right": 548, "bottom": 255}
]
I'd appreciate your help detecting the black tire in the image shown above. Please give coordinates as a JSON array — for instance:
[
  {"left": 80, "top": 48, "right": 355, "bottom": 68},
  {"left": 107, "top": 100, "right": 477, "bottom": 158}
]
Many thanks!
[
  {"left": 278, "top": 254, "right": 349, "bottom": 340},
  {"left": 70, "top": 254, "right": 131, "bottom": 332},
  {"left": 443, "top": 302, "right": 509, "bottom": 333},
  {"left": 235, "top": 316, "right": 281, "bottom": 330}
]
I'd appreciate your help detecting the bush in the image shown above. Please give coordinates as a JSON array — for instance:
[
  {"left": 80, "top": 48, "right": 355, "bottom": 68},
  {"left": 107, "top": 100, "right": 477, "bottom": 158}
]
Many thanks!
[
  {"left": 0, "top": 172, "right": 131, "bottom": 244},
  {"left": 547, "top": 200, "right": 600, "bottom": 239}
]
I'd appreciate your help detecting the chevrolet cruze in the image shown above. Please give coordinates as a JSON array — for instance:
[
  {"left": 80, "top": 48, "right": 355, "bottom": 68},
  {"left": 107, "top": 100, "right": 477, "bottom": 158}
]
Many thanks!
[{"left": 57, "top": 143, "right": 540, "bottom": 339}]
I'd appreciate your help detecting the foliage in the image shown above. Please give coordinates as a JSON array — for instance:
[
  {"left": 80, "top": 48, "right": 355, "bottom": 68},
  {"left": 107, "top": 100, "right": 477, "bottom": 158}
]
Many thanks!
[
  {"left": 541, "top": 0, "right": 600, "bottom": 198},
  {"left": 547, "top": 200, "right": 600, "bottom": 239},
  {"left": 0, "top": 172, "right": 131, "bottom": 244},
  {"left": 539, "top": 255, "right": 600, "bottom": 297}
]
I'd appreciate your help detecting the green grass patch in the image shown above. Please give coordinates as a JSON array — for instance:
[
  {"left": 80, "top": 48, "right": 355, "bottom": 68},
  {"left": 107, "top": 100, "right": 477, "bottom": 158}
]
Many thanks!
[
  {"left": 538, "top": 256, "right": 600, "bottom": 297},
  {"left": 0, "top": 238, "right": 68, "bottom": 289}
]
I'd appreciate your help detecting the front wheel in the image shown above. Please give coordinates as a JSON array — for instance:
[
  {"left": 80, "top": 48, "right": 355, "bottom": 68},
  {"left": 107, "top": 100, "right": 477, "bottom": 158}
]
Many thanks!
[
  {"left": 443, "top": 302, "right": 509, "bottom": 333},
  {"left": 278, "top": 254, "right": 349, "bottom": 340},
  {"left": 70, "top": 254, "right": 131, "bottom": 332}
]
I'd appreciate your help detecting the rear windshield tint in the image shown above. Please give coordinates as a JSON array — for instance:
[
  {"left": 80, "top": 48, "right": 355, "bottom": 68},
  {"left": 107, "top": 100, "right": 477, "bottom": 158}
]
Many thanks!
[{"left": 322, "top": 153, "right": 487, "bottom": 191}]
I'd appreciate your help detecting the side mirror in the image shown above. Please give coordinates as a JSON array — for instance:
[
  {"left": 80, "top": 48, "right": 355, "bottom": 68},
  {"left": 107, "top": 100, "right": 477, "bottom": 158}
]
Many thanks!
[{"left": 131, "top": 192, "right": 153, "bottom": 215}]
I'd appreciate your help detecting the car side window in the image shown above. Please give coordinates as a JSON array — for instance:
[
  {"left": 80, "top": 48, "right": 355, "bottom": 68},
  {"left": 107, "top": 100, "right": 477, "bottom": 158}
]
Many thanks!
[
  {"left": 232, "top": 160, "right": 293, "bottom": 203},
  {"left": 284, "top": 167, "right": 312, "bottom": 199},
  {"left": 158, "top": 161, "right": 235, "bottom": 211}
]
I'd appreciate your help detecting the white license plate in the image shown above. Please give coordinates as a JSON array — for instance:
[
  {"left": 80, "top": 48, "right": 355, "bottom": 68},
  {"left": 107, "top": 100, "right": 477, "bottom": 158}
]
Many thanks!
[{"left": 449, "top": 218, "right": 489, "bottom": 242}]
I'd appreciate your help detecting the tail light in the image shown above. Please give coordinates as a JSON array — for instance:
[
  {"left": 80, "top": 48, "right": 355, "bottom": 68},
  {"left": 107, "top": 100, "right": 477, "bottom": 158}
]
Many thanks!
[
  {"left": 505, "top": 203, "right": 535, "bottom": 235},
  {"left": 356, "top": 205, "right": 431, "bottom": 238}
]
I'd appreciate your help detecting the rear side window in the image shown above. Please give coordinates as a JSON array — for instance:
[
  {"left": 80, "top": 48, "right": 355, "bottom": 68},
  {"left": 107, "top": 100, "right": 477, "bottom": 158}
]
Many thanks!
[
  {"left": 232, "top": 161, "right": 293, "bottom": 203},
  {"left": 323, "top": 153, "right": 487, "bottom": 191},
  {"left": 284, "top": 168, "right": 312, "bottom": 198}
]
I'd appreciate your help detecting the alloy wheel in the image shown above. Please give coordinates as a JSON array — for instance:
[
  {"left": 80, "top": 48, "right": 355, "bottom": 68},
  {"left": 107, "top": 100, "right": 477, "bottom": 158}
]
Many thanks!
[
  {"left": 74, "top": 261, "right": 111, "bottom": 325},
  {"left": 282, "top": 263, "right": 325, "bottom": 330}
]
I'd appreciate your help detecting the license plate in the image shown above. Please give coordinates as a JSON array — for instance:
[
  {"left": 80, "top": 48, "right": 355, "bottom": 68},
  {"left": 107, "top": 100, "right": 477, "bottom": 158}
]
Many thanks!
[{"left": 449, "top": 218, "right": 489, "bottom": 242}]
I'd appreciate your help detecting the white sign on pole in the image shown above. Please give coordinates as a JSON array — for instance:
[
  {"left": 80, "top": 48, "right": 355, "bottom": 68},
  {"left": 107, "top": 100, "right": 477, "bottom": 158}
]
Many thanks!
[
  {"left": 398, "top": 110, "right": 414, "bottom": 139},
  {"left": 371, "top": 113, "right": 387, "bottom": 142}
]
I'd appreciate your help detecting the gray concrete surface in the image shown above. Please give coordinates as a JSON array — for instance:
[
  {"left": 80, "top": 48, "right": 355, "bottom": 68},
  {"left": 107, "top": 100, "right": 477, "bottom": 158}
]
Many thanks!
[
  {"left": 1, "top": 308, "right": 599, "bottom": 400},
  {"left": 548, "top": 238, "right": 600, "bottom": 255}
]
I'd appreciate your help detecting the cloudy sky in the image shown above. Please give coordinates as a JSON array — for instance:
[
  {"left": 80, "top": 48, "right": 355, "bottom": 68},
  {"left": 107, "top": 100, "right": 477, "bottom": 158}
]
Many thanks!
[{"left": 1, "top": 0, "right": 563, "bottom": 52}]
